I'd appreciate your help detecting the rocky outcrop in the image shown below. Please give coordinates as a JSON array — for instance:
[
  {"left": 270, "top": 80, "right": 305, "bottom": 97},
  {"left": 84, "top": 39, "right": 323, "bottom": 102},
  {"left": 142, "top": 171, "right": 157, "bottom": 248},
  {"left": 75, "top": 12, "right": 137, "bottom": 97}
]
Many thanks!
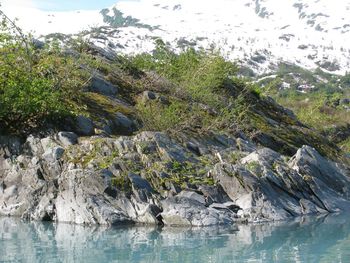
[
  {"left": 213, "top": 146, "right": 350, "bottom": 222},
  {"left": 0, "top": 131, "right": 349, "bottom": 226}
]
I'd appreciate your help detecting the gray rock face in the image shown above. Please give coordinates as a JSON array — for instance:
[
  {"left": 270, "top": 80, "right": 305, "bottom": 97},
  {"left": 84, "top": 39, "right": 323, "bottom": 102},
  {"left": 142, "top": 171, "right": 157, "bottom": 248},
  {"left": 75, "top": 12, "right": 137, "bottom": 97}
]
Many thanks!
[
  {"left": 42, "top": 146, "right": 65, "bottom": 162},
  {"left": 0, "top": 132, "right": 349, "bottom": 226},
  {"left": 129, "top": 173, "right": 153, "bottom": 192},
  {"left": 54, "top": 169, "right": 133, "bottom": 225},
  {"left": 0, "top": 136, "right": 22, "bottom": 157},
  {"left": 289, "top": 146, "right": 350, "bottom": 212},
  {"left": 178, "top": 191, "right": 206, "bottom": 205},
  {"left": 161, "top": 196, "right": 236, "bottom": 226},
  {"left": 213, "top": 146, "right": 350, "bottom": 222}
]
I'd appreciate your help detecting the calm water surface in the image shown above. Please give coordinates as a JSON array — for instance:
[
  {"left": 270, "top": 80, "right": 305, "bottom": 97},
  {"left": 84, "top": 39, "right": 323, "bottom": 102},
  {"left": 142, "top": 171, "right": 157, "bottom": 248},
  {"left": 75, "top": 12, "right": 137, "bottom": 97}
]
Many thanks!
[{"left": 1, "top": 214, "right": 350, "bottom": 263}]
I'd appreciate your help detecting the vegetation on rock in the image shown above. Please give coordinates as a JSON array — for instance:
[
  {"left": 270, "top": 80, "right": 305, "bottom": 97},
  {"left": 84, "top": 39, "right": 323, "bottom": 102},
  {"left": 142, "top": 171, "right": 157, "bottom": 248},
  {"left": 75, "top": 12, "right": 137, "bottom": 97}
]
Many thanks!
[
  {"left": 0, "top": 8, "right": 347, "bottom": 160},
  {"left": 0, "top": 11, "right": 90, "bottom": 134},
  {"left": 256, "top": 63, "right": 350, "bottom": 154},
  {"left": 0, "top": 9, "right": 349, "bottom": 227}
]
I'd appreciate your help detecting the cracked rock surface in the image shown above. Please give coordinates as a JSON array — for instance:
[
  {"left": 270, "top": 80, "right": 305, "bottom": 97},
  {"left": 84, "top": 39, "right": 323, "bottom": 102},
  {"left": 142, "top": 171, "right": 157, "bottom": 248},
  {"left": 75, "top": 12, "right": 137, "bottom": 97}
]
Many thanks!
[{"left": 0, "top": 132, "right": 349, "bottom": 226}]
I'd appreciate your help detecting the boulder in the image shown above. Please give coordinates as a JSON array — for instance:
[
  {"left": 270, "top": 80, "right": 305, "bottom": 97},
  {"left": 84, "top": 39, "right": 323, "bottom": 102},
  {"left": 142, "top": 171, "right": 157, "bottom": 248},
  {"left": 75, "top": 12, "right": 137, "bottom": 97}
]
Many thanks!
[
  {"left": 57, "top": 132, "right": 78, "bottom": 146},
  {"left": 113, "top": 113, "right": 135, "bottom": 134},
  {"left": 103, "top": 113, "right": 135, "bottom": 135},
  {"left": 339, "top": 98, "right": 350, "bottom": 105},
  {"left": 75, "top": 115, "right": 95, "bottom": 136},
  {"left": 88, "top": 76, "right": 118, "bottom": 96},
  {"left": 140, "top": 90, "right": 157, "bottom": 102}
]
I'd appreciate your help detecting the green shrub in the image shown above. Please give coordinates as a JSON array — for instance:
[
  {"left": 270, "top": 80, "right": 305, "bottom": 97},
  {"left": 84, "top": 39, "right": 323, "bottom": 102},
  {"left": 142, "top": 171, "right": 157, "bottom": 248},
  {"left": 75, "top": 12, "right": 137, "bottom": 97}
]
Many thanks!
[
  {"left": 136, "top": 97, "right": 215, "bottom": 131},
  {"left": 136, "top": 100, "right": 188, "bottom": 131},
  {"left": 132, "top": 40, "right": 252, "bottom": 132},
  {"left": 0, "top": 11, "right": 88, "bottom": 133},
  {"left": 131, "top": 41, "right": 237, "bottom": 107}
]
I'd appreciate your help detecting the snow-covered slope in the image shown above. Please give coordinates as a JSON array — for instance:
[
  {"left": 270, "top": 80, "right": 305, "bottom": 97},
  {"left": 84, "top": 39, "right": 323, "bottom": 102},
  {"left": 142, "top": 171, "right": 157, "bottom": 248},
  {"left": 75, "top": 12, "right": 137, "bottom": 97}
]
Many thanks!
[
  {"left": 3, "top": 0, "right": 350, "bottom": 75},
  {"left": 1, "top": 2, "right": 104, "bottom": 35}
]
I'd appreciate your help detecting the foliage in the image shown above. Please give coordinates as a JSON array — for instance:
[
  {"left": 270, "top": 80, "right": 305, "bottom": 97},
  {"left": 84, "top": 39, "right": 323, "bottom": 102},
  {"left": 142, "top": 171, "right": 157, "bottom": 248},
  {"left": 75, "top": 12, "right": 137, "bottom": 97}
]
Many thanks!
[
  {"left": 339, "top": 137, "right": 350, "bottom": 153},
  {"left": 131, "top": 40, "right": 237, "bottom": 106},
  {"left": 136, "top": 99, "right": 214, "bottom": 132},
  {"left": 275, "top": 90, "right": 350, "bottom": 129},
  {"left": 257, "top": 63, "right": 350, "bottom": 157},
  {"left": 245, "top": 161, "right": 260, "bottom": 173},
  {"left": 0, "top": 10, "right": 88, "bottom": 133},
  {"left": 111, "top": 175, "right": 132, "bottom": 192},
  {"left": 131, "top": 41, "right": 255, "bottom": 132},
  {"left": 0, "top": 8, "right": 343, "bottom": 161},
  {"left": 136, "top": 100, "right": 188, "bottom": 131},
  {"left": 145, "top": 160, "right": 215, "bottom": 191}
]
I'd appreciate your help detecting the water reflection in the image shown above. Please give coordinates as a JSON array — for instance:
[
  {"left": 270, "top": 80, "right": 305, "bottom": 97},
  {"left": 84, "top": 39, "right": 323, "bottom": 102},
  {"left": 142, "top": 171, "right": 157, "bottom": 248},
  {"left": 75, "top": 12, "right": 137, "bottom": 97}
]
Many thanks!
[{"left": 0, "top": 214, "right": 350, "bottom": 262}]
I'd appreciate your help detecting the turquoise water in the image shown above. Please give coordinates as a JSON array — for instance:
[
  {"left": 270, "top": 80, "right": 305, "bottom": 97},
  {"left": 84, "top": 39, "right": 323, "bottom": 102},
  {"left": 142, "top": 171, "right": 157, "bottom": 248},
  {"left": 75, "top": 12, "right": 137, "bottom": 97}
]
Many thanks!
[{"left": 1, "top": 214, "right": 350, "bottom": 263}]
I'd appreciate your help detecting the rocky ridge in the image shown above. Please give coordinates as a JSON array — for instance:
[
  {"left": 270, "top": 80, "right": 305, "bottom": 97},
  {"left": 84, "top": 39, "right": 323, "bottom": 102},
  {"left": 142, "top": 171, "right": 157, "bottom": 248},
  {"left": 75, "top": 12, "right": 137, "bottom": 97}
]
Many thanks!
[{"left": 0, "top": 128, "right": 349, "bottom": 226}]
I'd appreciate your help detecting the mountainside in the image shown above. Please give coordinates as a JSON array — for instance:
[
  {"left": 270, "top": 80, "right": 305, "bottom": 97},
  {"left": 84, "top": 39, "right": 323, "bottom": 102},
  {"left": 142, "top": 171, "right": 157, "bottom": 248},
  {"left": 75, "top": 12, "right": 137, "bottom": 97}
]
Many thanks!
[
  {"left": 4, "top": 0, "right": 350, "bottom": 75},
  {"left": 1, "top": 1, "right": 350, "bottom": 227}
]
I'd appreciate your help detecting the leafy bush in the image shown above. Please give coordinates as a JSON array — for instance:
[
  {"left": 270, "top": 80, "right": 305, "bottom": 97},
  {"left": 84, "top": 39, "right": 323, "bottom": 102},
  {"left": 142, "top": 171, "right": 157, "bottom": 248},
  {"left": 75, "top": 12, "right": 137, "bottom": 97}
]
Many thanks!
[
  {"left": 136, "top": 100, "right": 187, "bottom": 131},
  {"left": 0, "top": 10, "right": 88, "bottom": 133}
]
